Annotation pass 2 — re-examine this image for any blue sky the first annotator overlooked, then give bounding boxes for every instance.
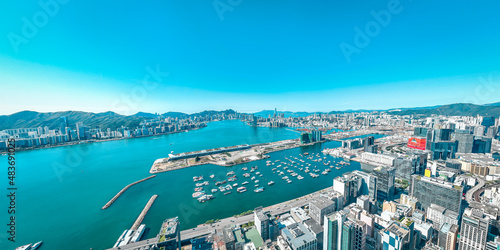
[1,0,499,115]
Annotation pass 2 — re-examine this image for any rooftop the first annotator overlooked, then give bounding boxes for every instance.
[309,196,334,210]
[282,223,317,248]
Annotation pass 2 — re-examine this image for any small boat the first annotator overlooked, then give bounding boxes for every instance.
[243,173,251,178]
[211,188,218,193]
[297,175,304,180]
[224,191,232,195]
[233,183,238,187]
[227,171,235,176]
[242,181,249,185]
[237,187,247,193]
[287,180,292,184]
[256,172,261,175]
[255,180,260,183]
[31,241,43,250]
[15,244,32,250]
[268,181,274,186]
[251,176,256,180]
[209,174,215,179]
[194,187,203,192]
[254,187,264,193]
[242,167,248,171]
[192,191,205,198]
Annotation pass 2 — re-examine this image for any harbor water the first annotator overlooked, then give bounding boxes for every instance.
[0,120,382,250]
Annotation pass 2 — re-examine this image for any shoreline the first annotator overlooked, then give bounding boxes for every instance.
[0,127,205,154]
[149,139,328,174]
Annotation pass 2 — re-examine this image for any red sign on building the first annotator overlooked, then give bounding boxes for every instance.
[407,137,426,150]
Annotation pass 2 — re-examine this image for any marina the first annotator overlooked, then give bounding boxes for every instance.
[2,120,381,250]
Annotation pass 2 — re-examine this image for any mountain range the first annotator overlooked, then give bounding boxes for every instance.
[1,102,499,131]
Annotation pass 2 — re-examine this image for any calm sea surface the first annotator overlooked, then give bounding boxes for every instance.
[0,120,382,250]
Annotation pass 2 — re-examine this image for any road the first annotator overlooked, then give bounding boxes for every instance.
[179,187,331,241]
[466,176,485,202]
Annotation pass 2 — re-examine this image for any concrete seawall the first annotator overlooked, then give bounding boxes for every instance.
[102,175,156,210]
[131,195,158,231]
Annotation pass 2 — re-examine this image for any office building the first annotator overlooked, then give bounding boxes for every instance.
[281,222,318,250]
[458,208,490,250]
[437,223,458,250]
[255,207,270,241]
[353,170,377,201]
[323,211,346,250]
[373,166,395,202]
[410,175,463,214]
[455,132,474,153]
[382,222,414,250]
[341,219,366,250]
[333,174,360,206]
[309,197,336,225]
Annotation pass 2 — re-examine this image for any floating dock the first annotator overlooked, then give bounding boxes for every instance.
[131,195,158,231]
[102,175,156,210]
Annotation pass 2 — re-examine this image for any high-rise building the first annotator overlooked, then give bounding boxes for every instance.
[394,155,421,181]
[458,208,490,250]
[472,137,492,153]
[410,175,463,214]
[281,222,318,250]
[382,221,414,250]
[60,116,68,135]
[333,174,360,206]
[156,217,181,250]
[455,132,474,153]
[254,206,270,241]
[341,219,366,250]
[372,166,395,202]
[323,211,346,250]
[437,223,458,250]
[353,170,377,201]
[414,127,429,137]
[76,122,86,140]
[309,197,336,225]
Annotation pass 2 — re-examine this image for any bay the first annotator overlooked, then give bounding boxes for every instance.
[0,120,381,250]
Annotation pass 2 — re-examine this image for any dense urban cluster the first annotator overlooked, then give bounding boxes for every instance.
[105,113,500,250]
[0,112,252,152]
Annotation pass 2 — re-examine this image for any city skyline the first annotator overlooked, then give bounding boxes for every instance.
[2,1,500,115]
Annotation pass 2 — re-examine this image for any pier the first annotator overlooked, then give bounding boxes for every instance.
[131,195,158,231]
[102,175,156,210]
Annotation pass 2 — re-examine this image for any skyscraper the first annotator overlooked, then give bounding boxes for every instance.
[373,166,395,202]
[437,223,458,250]
[458,208,490,250]
[455,132,474,153]
[254,206,270,241]
[323,213,341,250]
[60,116,68,135]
